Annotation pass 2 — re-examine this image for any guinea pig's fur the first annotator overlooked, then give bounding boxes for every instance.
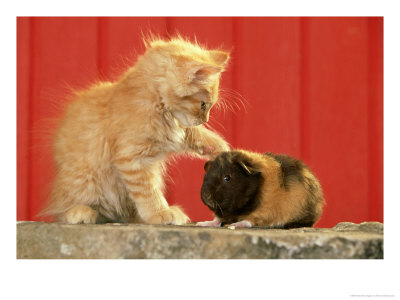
[200,150,325,228]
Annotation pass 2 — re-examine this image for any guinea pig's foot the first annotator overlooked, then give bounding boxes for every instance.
[228,220,252,228]
[196,217,221,227]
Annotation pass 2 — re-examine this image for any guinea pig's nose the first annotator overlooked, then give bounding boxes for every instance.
[201,191,213,206]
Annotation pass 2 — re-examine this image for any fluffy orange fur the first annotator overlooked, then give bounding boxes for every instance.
[42,36,231,224]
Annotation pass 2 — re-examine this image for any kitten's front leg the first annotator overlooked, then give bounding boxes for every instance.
[115,156,190,225]
[185,126,230,159]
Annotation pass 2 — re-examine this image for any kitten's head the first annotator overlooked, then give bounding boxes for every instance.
[143,37,230,127]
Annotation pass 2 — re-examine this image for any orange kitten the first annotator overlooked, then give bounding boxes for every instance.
[42,36,231,224]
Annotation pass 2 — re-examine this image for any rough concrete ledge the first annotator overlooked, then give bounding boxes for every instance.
[17,221,383,259]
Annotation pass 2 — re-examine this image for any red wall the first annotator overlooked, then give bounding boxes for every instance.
[17,17,383,227]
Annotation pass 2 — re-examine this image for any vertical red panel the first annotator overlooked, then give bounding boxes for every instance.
[97,17,168,80]
[17,17,383,225]
[302,18,370,227]
[165,17,235,221]
[367,17,383,222]
[17,18,32,220]
[233,17,302,157]
[28,17,99,220]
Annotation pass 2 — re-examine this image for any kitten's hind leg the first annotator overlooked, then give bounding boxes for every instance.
[62,205,98,224]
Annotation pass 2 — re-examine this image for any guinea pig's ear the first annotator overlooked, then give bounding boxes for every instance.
[204,160,212,172]
[238,161,260,176]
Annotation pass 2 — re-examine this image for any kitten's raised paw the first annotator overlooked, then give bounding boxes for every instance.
[196,217,221,227]
[204,143,230,159]
[147,206,190,225]
[201,146,216,155]
[62,205,98,224]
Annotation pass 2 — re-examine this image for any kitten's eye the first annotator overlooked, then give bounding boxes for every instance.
[223,175,231,182]
[201,101,207,110]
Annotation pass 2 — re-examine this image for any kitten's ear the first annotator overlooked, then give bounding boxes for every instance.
[209,50,230,67]
[187,64,223,83]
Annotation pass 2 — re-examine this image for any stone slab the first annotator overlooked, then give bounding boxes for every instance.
[17,221,383,259]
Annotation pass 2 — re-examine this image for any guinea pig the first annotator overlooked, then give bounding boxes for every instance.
[197,149,325,228]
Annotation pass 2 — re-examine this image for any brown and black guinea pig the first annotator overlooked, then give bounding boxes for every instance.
[197,149,325,228]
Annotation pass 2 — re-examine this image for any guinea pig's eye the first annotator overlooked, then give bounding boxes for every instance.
[223,175,231,182]
[201,101,207,110]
